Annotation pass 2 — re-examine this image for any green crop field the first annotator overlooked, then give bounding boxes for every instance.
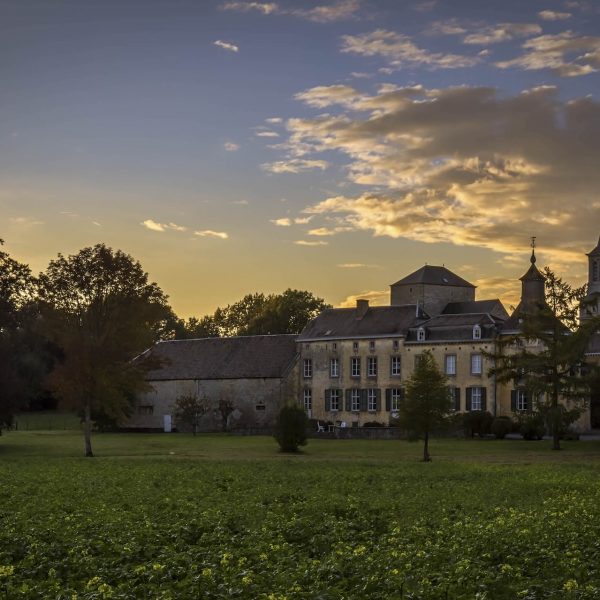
[1,432,600,599]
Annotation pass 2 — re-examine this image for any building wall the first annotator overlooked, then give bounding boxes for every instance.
[390,283,474,316]
[125,373,296,432]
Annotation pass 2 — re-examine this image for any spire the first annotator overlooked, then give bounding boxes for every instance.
[530,236,537,264]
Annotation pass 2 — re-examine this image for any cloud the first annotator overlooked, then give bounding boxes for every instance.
[341,29,480,69]
[9,216,44,226]
[337,263,380,268]
[294,216,314,224]
[496,31,600,76]
[271,217,292,226]
[224,142,240,151]
[266,117,283,123]
[261,158,329,173]
[308,226,353,235]
[295,85,362,108]
[413,0,437,12]
[220,0,360,22]
[255,131,280,137]
[194,230,229,239]
[232,199,249,205]
[474,276,521,309]
[338,289,388,307]
[275,83,600,265]
[294,240,329,246]
[214,40,239,53]
[538,10,572,21]
[462,23,542,45]
[141,219,188,232]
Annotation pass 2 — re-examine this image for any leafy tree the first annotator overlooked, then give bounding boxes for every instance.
[274,404,308,453]
[217,397,235,432]
[398,351,452,462]
[174,395,208,435]
[38,244,170,456]
[490,268,600,451]
[172,315,220,339]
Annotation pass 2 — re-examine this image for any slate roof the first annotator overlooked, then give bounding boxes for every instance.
[587,236,600,257]
[442,299,509,320]
[140,334,298,381]
[297,305,422,341]
[406,313,501,342]
[391,265,475,288]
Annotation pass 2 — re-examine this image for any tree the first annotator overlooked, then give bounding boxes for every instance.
[398,351,452,462]
[174,395,208,435]
[490,268,600,451]
[274,404,308,453]
[217,397,235,432]
[38,244,170,456]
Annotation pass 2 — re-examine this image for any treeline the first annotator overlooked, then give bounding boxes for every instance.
[0,240,329,452]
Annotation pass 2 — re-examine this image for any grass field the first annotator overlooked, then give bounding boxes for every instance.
[1,432,600,599]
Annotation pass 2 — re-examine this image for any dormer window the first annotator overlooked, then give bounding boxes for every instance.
[417,327,425,342]
[473,325,481,340]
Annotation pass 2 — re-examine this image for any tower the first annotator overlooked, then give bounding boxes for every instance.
[580,236,600,323]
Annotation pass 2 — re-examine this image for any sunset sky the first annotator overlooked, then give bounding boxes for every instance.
[2,0,600,318]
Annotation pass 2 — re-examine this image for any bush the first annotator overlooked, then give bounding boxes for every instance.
[362,421,386,428]
[463,411,493,437]
[490,417,513,440]
[274,405,308,453]
[516,412,545,440]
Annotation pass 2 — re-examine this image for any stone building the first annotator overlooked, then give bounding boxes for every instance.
[125,335,298,432]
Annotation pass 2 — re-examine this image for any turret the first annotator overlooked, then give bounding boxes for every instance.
[580,236,600,323]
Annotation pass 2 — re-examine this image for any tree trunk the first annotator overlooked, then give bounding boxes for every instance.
[423,431,431,462]
[83,400,94,457]
[552,375,561,451]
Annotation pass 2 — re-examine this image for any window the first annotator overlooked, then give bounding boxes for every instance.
[390,356,401,377]
[470,387,482,411]
[369,340,376,351]
[303,388,312,411]
[330,389,340,411]
[367,389,377,412]
[471,354,482,375]
[353,341,359,352]
[255,401,266,412]
[332,342,337,351]
[351,357,361,377]
[415,354,424,368]
[351,389,361,412]
[473,325,481,340]
[512,389,528,412]
[451,388,460,411]
[445,354,457,376]
[303,358,312,378]
[367,356,377,377]
[390,388,403,412]
[330,358,339,378]
[417,327,426,342]
[393,340,399,351]
[138,405,154,415]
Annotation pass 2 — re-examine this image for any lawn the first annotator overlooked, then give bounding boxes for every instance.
[1,432,600,599]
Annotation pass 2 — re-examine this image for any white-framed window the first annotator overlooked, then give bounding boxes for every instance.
[516,389,528,412]
[473,325,481,340]
[369,340,376,351]
[417,327,426,342]
[367,356,377,377]
[470,387,482,411]
[391,389,402,412]
[367,389,377,412]
[330,389,340,411]
[303,358,312,378]
[391,356,401,377]
[351,357,361,377]
[352,341,359,352]
[351,389,361,412]
[303,388,312,411]
[445,354,457,376]
[330,358,339,378]
[471,354,482,375]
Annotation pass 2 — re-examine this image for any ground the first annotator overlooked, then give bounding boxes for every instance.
[1,430,600,599]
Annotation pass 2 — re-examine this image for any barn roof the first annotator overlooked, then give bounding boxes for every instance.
[140,334,298,381]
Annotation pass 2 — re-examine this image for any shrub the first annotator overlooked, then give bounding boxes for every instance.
[274,404,308,453]
[463,411,493,437]
[516,412,545,440]
[362,421,386,428]
[491,417,513,440]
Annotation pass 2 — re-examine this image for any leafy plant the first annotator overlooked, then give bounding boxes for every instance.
[491,416,513,440]
[174,395,208,435]
[274,404,308,452]
[463,410,493,438]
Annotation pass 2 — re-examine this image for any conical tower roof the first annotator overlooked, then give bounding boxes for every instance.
[587,235,600,257]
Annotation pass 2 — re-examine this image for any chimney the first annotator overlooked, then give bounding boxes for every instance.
[356,299,369,319]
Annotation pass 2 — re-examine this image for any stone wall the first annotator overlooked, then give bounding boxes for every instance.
[390,283,474,316]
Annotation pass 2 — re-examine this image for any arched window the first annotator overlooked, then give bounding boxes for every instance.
[473,325,481,340]
[417,327,425,342]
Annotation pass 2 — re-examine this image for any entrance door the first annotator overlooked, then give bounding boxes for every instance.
[163,414,172,433]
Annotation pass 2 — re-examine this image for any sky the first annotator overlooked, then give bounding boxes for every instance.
[2,0,600,318]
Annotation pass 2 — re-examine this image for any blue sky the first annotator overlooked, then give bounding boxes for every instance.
[2,0,599,316]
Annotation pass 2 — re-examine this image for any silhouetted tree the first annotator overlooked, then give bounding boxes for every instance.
[174,395,208,435]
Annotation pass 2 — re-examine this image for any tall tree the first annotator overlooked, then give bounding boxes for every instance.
[491,268,600,450]
[398,351,452,462]
[38,244,170,456]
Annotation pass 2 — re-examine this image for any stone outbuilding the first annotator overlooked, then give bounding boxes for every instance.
[125,334,299,432]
